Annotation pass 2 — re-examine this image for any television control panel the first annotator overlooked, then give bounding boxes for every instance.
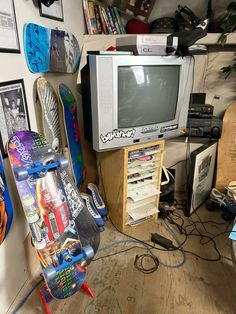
[141,125,159,134]
[160,124,178,133]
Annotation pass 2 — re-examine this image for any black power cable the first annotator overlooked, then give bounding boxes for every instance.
[93,246,147,262]
[134,253,159,274]
[109,218,179,252]
[167,207,235,262]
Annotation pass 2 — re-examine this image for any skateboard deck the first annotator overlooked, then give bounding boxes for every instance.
[0,154,13,245]
[216,103,236,191]
[24,23,80,73]
[36,77,62,154]
[8,131,100,299]
[58,83,85,189]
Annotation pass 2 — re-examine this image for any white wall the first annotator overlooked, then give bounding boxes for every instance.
[149,0,209,22]
[0,1,85,313]
[149,0,230,23]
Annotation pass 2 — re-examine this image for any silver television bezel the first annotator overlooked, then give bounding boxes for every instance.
[89,55,194,151]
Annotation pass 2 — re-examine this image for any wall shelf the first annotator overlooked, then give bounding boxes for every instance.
[197,33,236,45]
[83,33,236,46]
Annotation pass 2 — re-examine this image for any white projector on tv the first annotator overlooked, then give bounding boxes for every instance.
[116,35,178,56]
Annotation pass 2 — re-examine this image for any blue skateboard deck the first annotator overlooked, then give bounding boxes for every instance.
[24,23,80,73]
[58,84,85,188]
[0,154,13,245]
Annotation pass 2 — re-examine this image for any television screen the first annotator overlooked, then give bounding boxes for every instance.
[118,65,180,128]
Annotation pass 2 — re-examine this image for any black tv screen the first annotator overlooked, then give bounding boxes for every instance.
[118,65,180,128]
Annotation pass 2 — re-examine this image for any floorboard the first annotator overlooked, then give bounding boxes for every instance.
[17,205,236,314]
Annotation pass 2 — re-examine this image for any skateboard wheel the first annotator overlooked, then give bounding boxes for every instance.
[14,167,29,181]
[52,138,60,153]
[34,238,47,250]
[83,244,94,260]
[57,156,69,169]
[22,194,39,223]
[43,265,56,282]
[26,212,39,224]
[99,226,105,232]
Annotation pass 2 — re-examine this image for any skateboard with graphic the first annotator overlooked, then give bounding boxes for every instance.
[58,83,85,189]
[215,103,236,191]
[0,154,13,245]
[36,77,62,154]
[8,130,100,299]
[36,77,75,181]
[24,23,80,73]
[36,78,104,231]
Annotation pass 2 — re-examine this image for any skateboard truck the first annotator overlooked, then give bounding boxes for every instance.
[43,244,94,282]
[14,156,68,181]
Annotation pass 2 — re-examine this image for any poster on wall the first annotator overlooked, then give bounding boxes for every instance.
[39,0,64,21]
[186,141,218,216]
[0,79,31,157]
[0,0,20,53]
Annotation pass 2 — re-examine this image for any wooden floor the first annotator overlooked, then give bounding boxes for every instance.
[19,205,236,314]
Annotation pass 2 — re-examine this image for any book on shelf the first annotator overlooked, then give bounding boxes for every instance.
[82,0,92,34]
[88,0,99,34]
[113,6,126,34]
[105,6,117,34]
[109,6,120,34]
[94,4,102,34]
[101,6,113,34]
[97,5,108,34]
[82,0,126,35]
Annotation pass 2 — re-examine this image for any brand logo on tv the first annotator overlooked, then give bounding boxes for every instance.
[100,129,136,143]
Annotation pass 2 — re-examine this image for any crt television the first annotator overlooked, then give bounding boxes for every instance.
[81,54,194,152]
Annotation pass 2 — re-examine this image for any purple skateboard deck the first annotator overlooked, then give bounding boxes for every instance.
[8,131,99,299]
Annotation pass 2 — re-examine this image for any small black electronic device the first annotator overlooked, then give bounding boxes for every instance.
[187,117,222,138]
[190,93,206,104]
[188,104,214,118]
[151,233,173,249]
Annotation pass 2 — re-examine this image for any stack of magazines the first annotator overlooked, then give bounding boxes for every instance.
[82,0,126,34]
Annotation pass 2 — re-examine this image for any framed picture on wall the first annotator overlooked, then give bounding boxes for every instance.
[0,0,20,53]
[186,141,218,216]
[38,0,64,21]
[0,79,30,157]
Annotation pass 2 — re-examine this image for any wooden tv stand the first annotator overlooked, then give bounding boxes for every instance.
[100,140,164,232]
